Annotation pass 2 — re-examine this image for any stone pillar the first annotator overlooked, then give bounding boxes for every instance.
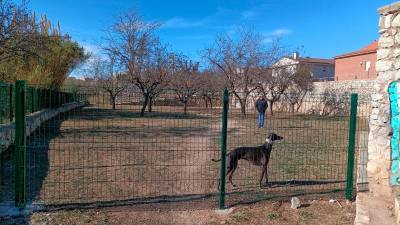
[367,2,400,198]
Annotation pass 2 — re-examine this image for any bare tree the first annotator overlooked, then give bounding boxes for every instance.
[257,66,293,115]
[320,89,350,116]
[89,55,128,109]
[198,70,225,108]
[204,28,268,116]
[0,0,36,63]
[104,11,170,116]
[170,55,200,114]
[283,64,314,112]
[204,28,285,116]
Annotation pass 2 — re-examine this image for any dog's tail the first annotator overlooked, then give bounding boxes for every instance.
[211,158,221,162]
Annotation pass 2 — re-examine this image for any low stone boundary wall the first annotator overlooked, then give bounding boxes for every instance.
[313,80,376,96]
[0,101,86,154]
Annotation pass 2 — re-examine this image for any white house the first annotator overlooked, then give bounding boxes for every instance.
[273,52,335,81]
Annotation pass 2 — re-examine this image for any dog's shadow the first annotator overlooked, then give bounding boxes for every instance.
[260,179,344,189]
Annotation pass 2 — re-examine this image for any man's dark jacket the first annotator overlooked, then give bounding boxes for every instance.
[255,99,268,113]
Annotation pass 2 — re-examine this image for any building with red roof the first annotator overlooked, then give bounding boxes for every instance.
[334,40,378,80]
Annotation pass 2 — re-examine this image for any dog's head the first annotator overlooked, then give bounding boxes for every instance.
[265,133,284,143]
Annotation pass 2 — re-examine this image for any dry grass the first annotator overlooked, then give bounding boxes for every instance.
[1,103,369,206]
[1,198,355,225]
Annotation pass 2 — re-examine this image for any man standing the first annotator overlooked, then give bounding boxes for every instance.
[255,96,268,128]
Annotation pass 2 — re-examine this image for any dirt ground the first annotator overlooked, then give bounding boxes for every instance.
[0,98,367,225]
[0,198,355,225]
[1,102,369,205]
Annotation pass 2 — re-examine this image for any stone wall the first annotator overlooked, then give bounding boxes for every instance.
[0,102,85,154]
[367,2,400,198]
[313,80,376,96]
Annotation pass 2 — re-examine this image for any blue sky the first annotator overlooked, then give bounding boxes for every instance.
[27,0,393,76]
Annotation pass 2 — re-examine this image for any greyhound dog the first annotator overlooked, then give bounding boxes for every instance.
[212,133,283,188]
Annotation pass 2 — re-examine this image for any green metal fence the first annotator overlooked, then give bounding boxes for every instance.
[0,83,85,125]
[0,83,13,124]
[0,82,370,210]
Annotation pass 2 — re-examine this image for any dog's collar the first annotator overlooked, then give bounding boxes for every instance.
[265,138,273,144]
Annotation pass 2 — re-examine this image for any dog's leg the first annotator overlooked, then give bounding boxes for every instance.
[263,165,269,186]
[228,168,237,187]
[259,168,265,188]
[226,167,237,187]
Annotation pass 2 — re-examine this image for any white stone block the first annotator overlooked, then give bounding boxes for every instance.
[379,36,395,48]
[367,162,381,173]
[291,197,301,209]
[395,60,400,70]
[396,32,400,44]
[384,14,392,28]
[371,107,380,115]
[393,14,400,27]
[394,48,400,57]
[371,93,384,101]
[376,60,393,72]
[377,48,391,60]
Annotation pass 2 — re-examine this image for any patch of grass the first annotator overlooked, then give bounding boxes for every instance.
[300,210,316,220]
[267,212,280,220]
[232,211,250,222]
[210,137,220,147]
[283,164,296,174]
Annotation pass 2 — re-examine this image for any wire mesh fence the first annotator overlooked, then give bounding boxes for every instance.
[223,92,370,205]
[0,83,371,209]
[0,83,13,124]
[22,87,222,206]
[0,83,84,124]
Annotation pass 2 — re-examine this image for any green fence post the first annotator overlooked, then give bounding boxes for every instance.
[345,93,358,201]
[219,89,229,209]
[33,88,37,112]
[9,84,13,122]
[49,90,52,108]
[38,89,42,110]
[14,80,26,208]
[31,87,34,113]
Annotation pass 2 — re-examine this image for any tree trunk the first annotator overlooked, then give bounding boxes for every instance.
[203,97,208,108]
[269,101,274,116]
[112,96,116,110]
[140,93,149,117]
[296,103,302,112]
[291,103,295,113]
[240,99,246,116]
[183,101,188,115]
[148,96,153,112]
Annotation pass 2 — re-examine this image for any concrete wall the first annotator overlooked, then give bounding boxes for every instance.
[0,102,85,154]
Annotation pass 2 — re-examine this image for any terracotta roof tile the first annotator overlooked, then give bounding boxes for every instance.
[334,40,378,59]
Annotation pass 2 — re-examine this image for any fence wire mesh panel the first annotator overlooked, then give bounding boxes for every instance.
[223,92,370,204]
[354,95,370,192]
[0,83,13,124]
[23,87,222,206]
[0,83,86,206]
[0,84,371,208]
